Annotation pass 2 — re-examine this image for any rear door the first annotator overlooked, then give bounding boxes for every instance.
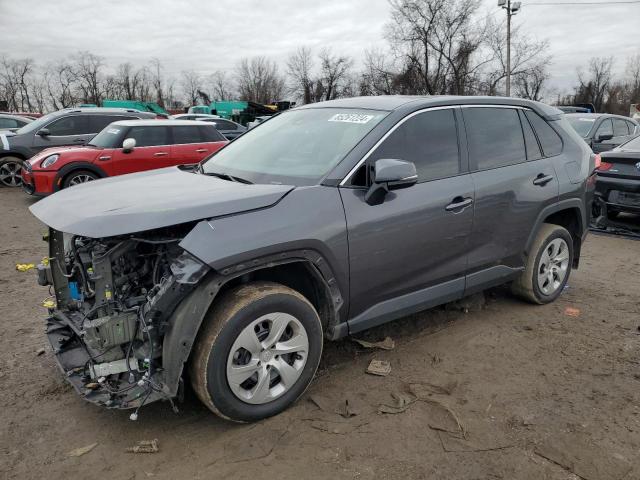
[169,125,210,164]
[340,107,474,331]
[108,125,171,175]
[32,115,93,152]
[462,106,560,291]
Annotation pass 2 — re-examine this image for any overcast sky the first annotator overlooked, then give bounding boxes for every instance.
[2,0,639,99]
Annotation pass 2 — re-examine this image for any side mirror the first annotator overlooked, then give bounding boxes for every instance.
[595,133,613,142]
[365,158,417,206]
[37,128,50,137]
[122,138,136,153]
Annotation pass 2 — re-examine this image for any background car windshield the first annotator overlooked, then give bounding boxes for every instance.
[566,116,595,137]
[202,108,387,185]
[88,125,125,147]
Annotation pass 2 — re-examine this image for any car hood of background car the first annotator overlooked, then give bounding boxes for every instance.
[30,166,294,238]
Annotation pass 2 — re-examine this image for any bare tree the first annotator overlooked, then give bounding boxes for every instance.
[72,51,104,104]
[181,70,201,105]
[43,60,78,110]
[483,19,550,96]
[287,46,315,104]
[514,64,548,101]
[386,0,486,95]
[235,56,285,104]
[360,48,401,95]
[207,71,234,101]
[318,48,353,101]
[574,57,613,111]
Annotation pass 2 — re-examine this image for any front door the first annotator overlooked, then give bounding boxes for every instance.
[32,115,94,153]
[340,107,474,333]
[108,125,172,175]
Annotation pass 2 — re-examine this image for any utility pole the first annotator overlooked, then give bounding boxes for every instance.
[498,0,521,97]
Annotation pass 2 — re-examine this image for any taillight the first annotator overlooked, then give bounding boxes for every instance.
[594,154,601,169]
[597,161,613,171]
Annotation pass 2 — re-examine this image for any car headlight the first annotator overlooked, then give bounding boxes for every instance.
[40,154,60,169]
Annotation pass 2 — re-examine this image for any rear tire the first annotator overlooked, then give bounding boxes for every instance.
[189,282,323,422]
[63,170,98,188]
[512,223,573,304]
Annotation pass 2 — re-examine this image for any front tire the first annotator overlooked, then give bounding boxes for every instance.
[63,170,98,188]
[0,156,24,187]
[189,282,323,422]
[512,223,573,304]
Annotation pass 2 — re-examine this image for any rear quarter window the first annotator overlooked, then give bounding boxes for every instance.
[172,126,204,144]
[524,110,563,157]
[199,125,226,142]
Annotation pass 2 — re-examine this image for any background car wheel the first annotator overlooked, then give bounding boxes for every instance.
[189,281,323,422]
[0,157,24,187]
[63,170,98,188]
[512,223,573,305]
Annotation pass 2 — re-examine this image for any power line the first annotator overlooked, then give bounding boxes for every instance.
[526,0,640,5]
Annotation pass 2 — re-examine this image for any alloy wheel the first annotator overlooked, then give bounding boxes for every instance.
[537,238,570,295]
[68,174,95,186]
[226,312,309,404]
[0,161,23,187]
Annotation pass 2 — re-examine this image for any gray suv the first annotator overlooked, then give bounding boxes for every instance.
[0,107,156,187]
[30,96,595,422]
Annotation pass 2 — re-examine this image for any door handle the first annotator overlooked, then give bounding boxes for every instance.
[73,138,86,143]
[532,173,554,186]
[195,148,208,153]
[445,196,473,212]
[98,156,111,161]
[154,152,169,157]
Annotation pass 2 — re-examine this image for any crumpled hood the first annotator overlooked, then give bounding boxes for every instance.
[30,166,294,238]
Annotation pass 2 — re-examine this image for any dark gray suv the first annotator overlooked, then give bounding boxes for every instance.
[0,107,156,187]
[31,96,595,422]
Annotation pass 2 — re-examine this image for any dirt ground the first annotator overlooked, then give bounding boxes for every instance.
[1,186,639,480]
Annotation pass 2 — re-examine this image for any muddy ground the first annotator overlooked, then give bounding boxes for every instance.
[0,186,639,480]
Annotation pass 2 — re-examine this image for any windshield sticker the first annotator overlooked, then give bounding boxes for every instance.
[107,128,121,134]
[0,134,8,150]
[328,113,375,124]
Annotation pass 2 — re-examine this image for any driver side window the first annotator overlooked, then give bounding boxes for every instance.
[369,109,460,183]
[595,119,613,138]
[47,116,92,136]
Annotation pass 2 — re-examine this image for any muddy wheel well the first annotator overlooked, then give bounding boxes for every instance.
[215,261,335,332]
[543,208,583,267]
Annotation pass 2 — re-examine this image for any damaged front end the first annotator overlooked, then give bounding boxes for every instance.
[40,225,209,412]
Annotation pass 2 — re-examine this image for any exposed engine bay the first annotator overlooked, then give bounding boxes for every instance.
[39,226,209,416]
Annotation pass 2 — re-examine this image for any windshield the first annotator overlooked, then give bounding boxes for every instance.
[618,135,640,151]
[565,116,596,138]
[201,108,387,185]
[89,125,125,148]
[15,112,59,135]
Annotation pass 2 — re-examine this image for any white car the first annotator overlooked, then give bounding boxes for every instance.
[171,113,220,121]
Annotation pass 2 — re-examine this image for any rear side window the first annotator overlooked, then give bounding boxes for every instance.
[370,108,460,182]
[464,107,526,170]
[627,121,638,135]
[518,110,542,161]
[125,126,169,147]
[0,118,19,129]
[199,125,226,142]
[46,115,92,136]
[613,118,629,137]
[524,110,563,156]
[172,126,203,144]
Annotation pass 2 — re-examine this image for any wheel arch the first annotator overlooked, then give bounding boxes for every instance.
[526,200,585,268]
[160,251,344,397]
[53,162,107,191]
